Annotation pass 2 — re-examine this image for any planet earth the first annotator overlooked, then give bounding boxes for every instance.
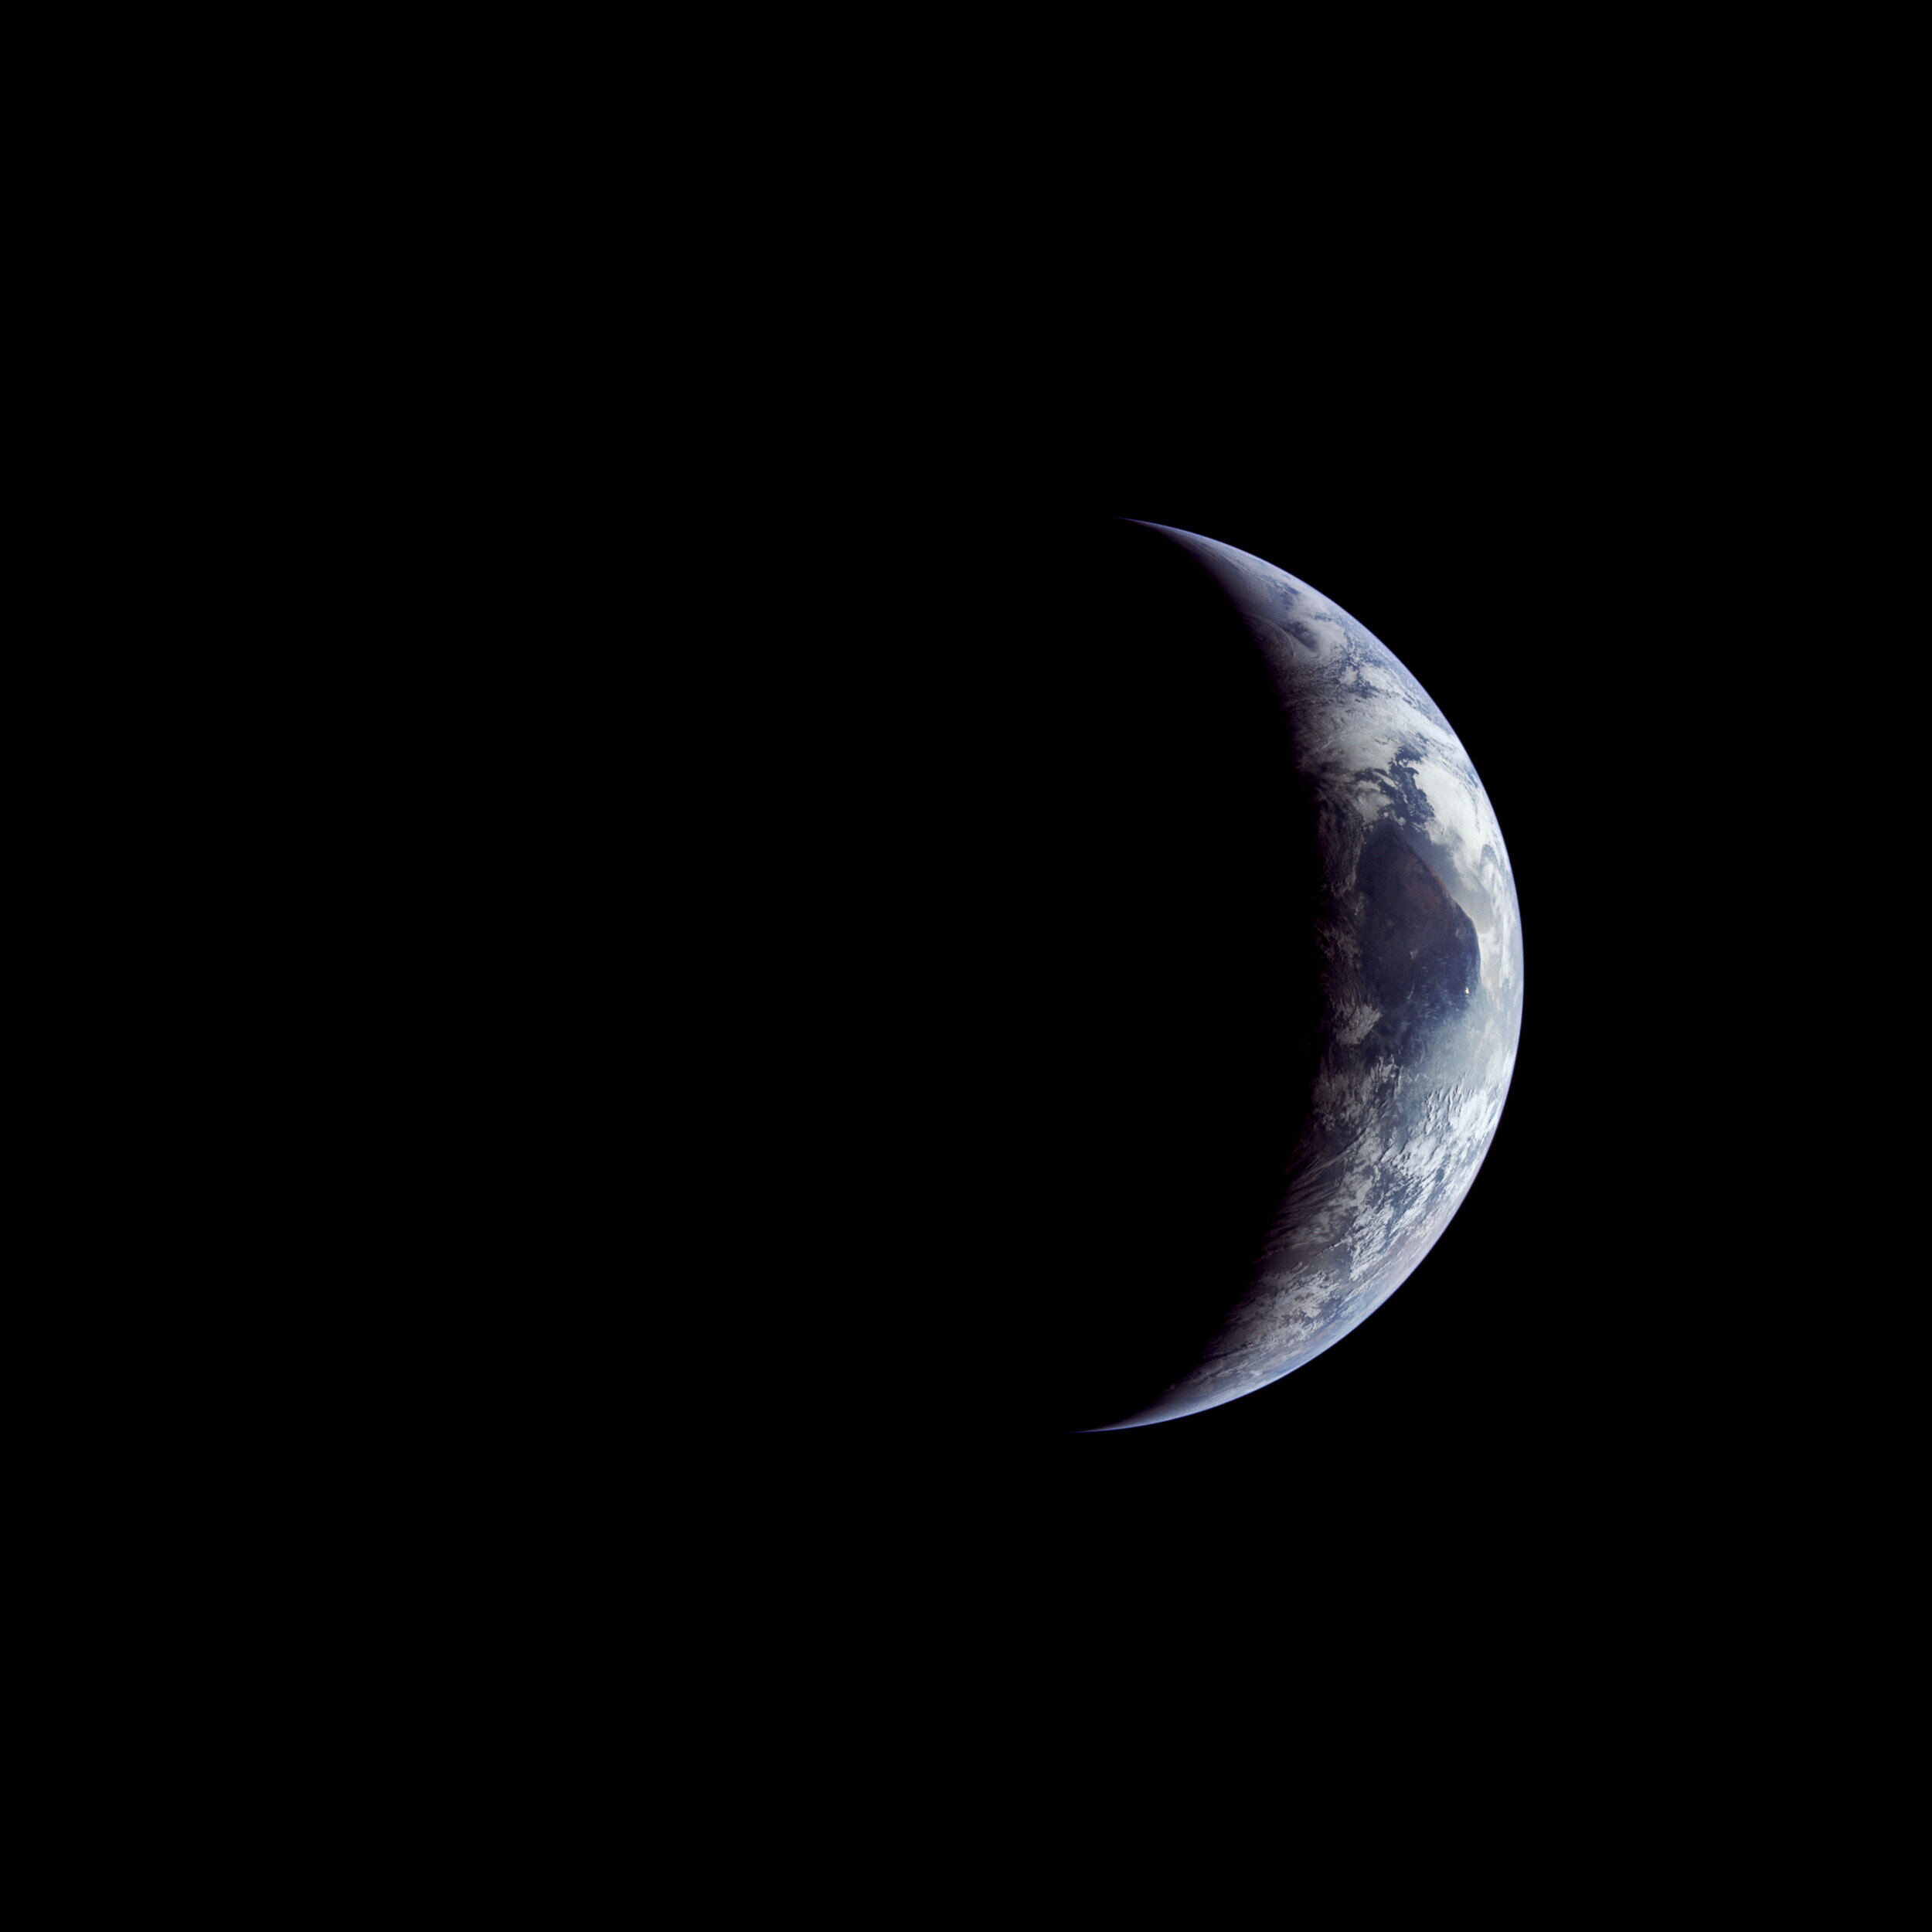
[1078,524,1526,1428]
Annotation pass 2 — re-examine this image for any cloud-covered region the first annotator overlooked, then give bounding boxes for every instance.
[1114,526,1526,1427]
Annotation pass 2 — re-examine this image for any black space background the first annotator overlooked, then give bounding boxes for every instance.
[276,120,1906,1773]
[430,124,1909,1774]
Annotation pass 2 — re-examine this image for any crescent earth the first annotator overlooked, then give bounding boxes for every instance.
[1098,526,1526,1428]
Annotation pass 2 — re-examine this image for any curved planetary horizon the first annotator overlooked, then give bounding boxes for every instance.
[1088,523,1526,1429]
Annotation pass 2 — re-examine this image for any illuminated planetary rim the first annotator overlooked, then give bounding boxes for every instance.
[1093,525,1525,1429]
